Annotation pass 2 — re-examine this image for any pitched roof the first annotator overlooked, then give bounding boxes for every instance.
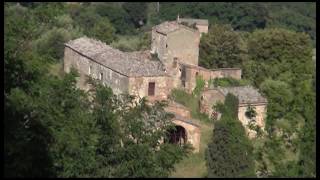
[216,86,267,104]
[153,21,197,35]
[178,18,209,26]
[65,37,167,77]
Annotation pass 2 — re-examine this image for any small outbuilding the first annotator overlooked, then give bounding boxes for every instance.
[200,86,267,138]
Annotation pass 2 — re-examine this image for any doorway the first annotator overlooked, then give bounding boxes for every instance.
[166,125,187,146]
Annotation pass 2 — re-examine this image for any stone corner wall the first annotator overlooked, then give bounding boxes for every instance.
[196,24,208,34]
[199,89,225,117]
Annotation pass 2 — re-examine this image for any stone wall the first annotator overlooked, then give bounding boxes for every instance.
[165,102,191,118]
[128,76,170,101]
[167,28,200,66]
[200,89,225,116]
[217,68,242,79]
[172,119,200,153]
[196,24,208,35]
[64,47,129,94]
[151,30,167,62]
[182,65,242,93]
[238,104,267,138]
[152,27,200,72]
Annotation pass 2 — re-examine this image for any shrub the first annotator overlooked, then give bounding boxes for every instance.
[170,89,210,122]
[33,27,81,61]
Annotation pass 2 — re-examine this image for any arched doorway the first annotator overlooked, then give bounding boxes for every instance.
[166,125,187,146]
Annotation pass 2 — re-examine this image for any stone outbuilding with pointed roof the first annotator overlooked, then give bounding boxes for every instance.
[200,86,267,138]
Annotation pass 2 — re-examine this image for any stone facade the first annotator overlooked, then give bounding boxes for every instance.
[64,46,130,94]
[151,21,200,69]
[178,63,242,93]
[64,37,167,96]
[238,103,267,138]
[128,76,170,101]
[195,24,209,35]
[200,89,225,117]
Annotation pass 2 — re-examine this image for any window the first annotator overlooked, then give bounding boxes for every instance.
[100,72,103,81]
[196,72,199,76]
[148,82,155,96]
[89,65,92,75]
[166,44,168,48]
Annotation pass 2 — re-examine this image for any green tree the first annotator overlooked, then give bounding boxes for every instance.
[199,24,247,69]
[33,27,81,61]
[123,2,148,28]
[259,79,293,130]
[94,3,136,35]
[88,18,116,44]
[243,28,313,87]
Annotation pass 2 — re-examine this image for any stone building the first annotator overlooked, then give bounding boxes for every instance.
[64,37,169,100]
[151,20,242,93]
[63,18,267,152]
[200,86,267,138]
[64,37,201,152]
[151,21,200,67]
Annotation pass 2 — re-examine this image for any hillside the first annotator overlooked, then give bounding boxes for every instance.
[4,2,316,178]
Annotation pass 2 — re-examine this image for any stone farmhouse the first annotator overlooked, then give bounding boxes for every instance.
[63,17,267,152]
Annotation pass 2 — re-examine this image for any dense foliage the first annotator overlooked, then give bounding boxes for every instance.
[199,24,247,68]
[206,94,255,177]
[244,29,315,177]
[155,2,315,45]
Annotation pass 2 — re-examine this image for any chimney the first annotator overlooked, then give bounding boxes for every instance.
[177,14,180,22]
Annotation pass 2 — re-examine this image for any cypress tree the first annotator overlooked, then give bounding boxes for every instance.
[206,93,255,177]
